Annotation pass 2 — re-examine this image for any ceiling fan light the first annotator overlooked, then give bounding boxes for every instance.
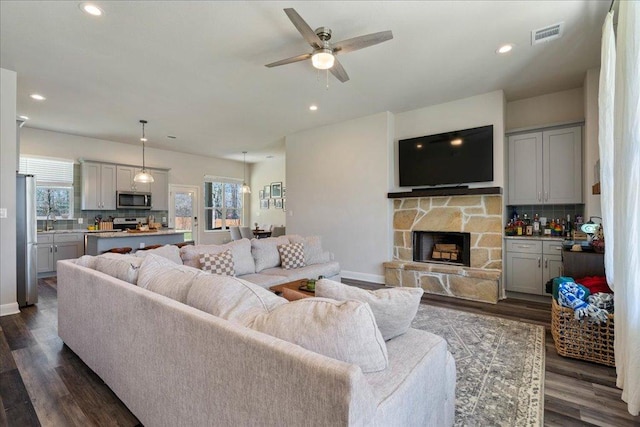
[134,170,154,183]
[312,49,335,70]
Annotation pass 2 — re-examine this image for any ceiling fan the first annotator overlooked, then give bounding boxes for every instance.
[265,8,393,83]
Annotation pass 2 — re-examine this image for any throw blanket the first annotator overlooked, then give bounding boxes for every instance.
[588,292,615,314]
[558,282,609,324]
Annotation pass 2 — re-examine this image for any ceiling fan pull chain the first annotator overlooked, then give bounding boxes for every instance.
[326,69,329,90]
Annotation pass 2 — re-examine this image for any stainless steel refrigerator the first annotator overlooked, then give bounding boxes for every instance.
[16,173,38,307]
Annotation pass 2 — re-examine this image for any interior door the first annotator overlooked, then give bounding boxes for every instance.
[169,185,199,244]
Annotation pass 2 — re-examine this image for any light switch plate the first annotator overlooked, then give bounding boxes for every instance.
[77,218,83,224]
[0,208,7,218]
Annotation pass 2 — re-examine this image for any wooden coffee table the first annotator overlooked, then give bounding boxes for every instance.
[269,279,315,301]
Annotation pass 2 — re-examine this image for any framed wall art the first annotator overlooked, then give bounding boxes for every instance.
[263,185,271,199]
[271,182,283,198]
[260,199,269,209]
[274,198,283,209]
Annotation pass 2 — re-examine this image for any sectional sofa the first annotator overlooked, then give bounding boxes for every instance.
[57,238,456,426]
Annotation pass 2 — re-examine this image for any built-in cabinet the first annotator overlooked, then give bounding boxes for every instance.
[37,233,84,274]
[82,161,169,211]
[505,238,563,295]
[508,126,582,205]
[81,162,116,210]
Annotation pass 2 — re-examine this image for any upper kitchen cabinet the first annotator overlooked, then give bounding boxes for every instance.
[508,125,582,205]
[116,165,149,193]
[149,169,168,211]
[81,162,116,210]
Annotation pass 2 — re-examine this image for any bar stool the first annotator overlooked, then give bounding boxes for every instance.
[174,241,195,248]
[136,244,163,251]
[104,247,132,255]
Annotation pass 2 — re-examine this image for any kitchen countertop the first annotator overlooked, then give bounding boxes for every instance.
[37,229,123,234]
[85,229,183,238]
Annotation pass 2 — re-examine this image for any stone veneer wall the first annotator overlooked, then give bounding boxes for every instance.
[384,194,503,304]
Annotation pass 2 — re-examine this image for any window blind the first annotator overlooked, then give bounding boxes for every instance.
[19,156,74,186]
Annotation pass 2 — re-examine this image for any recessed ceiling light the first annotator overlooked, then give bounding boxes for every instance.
[496,44,514,54]
[266,155,274,159]
[79,2,103,16]
[19,115,29,120]
[167,135,177,139]
[309,105,318,111]
[30,94,46,101]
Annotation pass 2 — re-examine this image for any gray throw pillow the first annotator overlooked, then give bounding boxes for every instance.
[315,279,424,341]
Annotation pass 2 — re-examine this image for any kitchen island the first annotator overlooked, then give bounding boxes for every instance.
[85,229,185,255]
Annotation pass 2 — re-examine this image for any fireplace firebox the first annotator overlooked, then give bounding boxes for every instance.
[413,231,471,267]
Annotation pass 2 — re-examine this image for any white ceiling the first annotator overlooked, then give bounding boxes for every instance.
[1,1,610,163]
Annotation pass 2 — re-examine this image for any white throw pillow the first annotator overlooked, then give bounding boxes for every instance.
[199,250,235,276]
[315,279,424,341]
[186,274,287,323]
[277,243,305,270]
[135,244,182,265]
[245,298,388,373]
[94,253,144,285]
[138,253,203,303]
[287,235,329,265]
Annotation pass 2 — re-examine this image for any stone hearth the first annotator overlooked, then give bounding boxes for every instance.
[384,194,503,304]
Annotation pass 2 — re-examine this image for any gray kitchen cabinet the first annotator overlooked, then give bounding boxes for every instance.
[81,162,116,210]
[149,169,168,211]
[117,165,151,193]
[37,233,84,275]
[508,126,582,205]
[505,238,564,295]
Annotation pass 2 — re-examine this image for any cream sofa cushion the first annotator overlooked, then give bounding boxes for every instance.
[245,298,388,373]
[251,236,290,272]
[186,274,287,323]
[138,253,204,303]
[287,235,331,265]
[180,239,255,275]
[316,279,424,341]
[135,244,182,265]
[93,253,143,285]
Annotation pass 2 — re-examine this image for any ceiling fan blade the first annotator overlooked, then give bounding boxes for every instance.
[333,30,393,55]
[330,58,350,83]
[283,8,323,49]
[265,53,312,68]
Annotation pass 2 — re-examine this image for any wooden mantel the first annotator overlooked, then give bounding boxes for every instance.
[387,186,502,199]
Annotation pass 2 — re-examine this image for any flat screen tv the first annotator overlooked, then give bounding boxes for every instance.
[398,125,494,187]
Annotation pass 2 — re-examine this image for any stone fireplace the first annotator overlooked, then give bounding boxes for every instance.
[384,191,503,304]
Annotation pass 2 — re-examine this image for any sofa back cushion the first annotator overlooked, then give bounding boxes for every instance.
[138,253,204,303]
[287,235,331,265]
[186,274,287,323]
[316,279,424,341]
[251,236,290,272]
[180,239,255,276]
[93,253,144,285]
[245,298,388,373]
[135,244,182,265]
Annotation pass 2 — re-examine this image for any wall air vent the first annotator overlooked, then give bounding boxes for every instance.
[531,22,564,45]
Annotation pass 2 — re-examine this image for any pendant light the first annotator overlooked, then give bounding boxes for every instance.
[242,151,251,194]
[134,119,154,183]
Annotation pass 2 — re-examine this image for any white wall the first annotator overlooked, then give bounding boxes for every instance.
[0,68,19,316]
[20,127,246,244]
[286,112,394,283]
[584,68,602,220]
[394,90,506,189]
[506,87,584,131]
[249,155,286,229]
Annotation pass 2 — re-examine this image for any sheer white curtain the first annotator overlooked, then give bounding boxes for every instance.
[599,1,640,416]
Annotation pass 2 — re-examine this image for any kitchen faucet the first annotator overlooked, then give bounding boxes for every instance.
[45,211,57,231]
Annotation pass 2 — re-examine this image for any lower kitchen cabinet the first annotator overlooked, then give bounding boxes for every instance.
[37,233,85,275]
[505,238,564,295]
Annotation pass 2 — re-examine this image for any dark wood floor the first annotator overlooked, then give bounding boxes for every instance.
[1,278,638,427]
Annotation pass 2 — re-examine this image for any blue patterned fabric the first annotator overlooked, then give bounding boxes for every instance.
[558,282,609,324]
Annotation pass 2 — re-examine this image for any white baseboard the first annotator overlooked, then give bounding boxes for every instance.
[341,270,385,285]
[0,302,20,316]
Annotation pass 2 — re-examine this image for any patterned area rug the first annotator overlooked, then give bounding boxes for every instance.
[412,305,545,426]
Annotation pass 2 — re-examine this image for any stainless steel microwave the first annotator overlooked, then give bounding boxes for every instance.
[116,191,152,209]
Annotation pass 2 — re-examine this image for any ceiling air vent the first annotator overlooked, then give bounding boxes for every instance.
[531,22,564,45]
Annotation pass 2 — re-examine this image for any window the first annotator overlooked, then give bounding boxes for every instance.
[19,156,75,218]
[204,177,243,231]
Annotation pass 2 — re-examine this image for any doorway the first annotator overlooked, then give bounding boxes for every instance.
[169,185,199,244]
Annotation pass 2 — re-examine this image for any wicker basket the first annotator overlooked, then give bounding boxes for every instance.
[551,298,615,366]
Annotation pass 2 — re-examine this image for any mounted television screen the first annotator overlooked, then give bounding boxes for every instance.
[398,125,494,187]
